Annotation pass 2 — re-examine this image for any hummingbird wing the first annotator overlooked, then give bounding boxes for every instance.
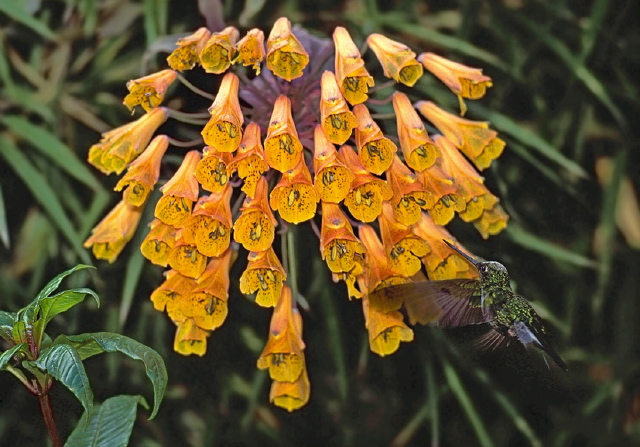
[514,320,569,371]
[372,280,493,327]
[475,328,510,351]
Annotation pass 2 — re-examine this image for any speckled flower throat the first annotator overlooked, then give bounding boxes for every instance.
[84,17,507,411]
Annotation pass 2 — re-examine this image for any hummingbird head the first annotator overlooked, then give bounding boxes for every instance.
[442,240,511,287]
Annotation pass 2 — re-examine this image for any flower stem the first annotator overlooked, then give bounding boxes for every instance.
[38,392,62,447]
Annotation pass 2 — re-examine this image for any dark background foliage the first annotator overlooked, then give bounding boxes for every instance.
[1,0,639,445]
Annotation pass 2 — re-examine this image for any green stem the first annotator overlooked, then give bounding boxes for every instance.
[37,391,62,447]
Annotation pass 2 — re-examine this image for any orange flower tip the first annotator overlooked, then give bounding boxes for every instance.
[201,73,243,152]
[418,52,493,100]
[320,71,358,145]
[199,26,240,74]
[266,17,309,81]
[234,28,266,74]
[123,69,177,112]
[84,201,143,263]
[366,33,423,87]
[174,319,210,356]
[167,27,211,71]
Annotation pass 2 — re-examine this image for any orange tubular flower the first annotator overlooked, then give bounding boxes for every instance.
[154,150,201,227]
[167,27,211,71]
[257,285,306,382]
[264,95,303,172]
[195,146,233,193]
[167,232,208,279]
[88,107,169,175]
[188,186,232,257]
[473,203,509,239]
[141,218,178,267]
[386,155,430,226]
[234,28,265,74]
[312,126,354,203]
[266,17,309,81]
[123,69,177,112]
[198,26,239,74]
[228,122,268,197]
[416,100,505,170]
[201,72,244,152]
[239,247,287,307]
[333,26,374,105]
[353,104,397,175]
[358,225,413,356]
[378,202,429,277]
[150,269,197,312]
[341,145,393,222]
[418,161,465,226]
[419,52,492,114]
[412,213,477,280]
[83,200,143,263]
[174,318,209,357]
[392,92,439,172]
[233,177,277,252]
[366,34,423,87]
[320,202,366,274]
[115,134,169,206]
[182,249,232,331]
[434,134,503,226]
[269,158,319,224]
[320,71,357,145]
[270,365,311,412]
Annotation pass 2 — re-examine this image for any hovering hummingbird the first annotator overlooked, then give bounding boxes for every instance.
[374,240,568,371]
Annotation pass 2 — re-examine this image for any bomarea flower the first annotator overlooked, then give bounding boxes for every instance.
[266,17,309,82]
[269,158,319,224]
[86,17,511,411]
[202,73,244,152]
[418,52,492,115]
[115,134,169,206]
[353,104,397,175]
[233,177,277,252]
[155,150,201,227]
[88,107,168,175]
[312,125,354,203]
[358,225,413,356]
[228,122,268,197]
[333,27,374,105]
[123,69,177,112]
[416,100,505,170]
[167,27,211,71]
[341,145,393,222]
[84,200,143,263]
[198,26,239,74]
[239,247,287,307]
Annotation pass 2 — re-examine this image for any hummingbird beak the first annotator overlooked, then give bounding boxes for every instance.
[442,239,478,266]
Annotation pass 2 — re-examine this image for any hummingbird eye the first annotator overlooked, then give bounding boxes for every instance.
[480,265,489,274]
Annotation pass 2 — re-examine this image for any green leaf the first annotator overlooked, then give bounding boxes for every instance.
[0,0,57,40]
[35,344,93,418]
[64,395,147,447]
[32,288,100,349]
[34,265,95,302]
[0,343,28,370]
[57,332,167,419]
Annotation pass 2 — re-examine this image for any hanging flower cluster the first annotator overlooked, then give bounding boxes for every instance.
[84,17,507,411]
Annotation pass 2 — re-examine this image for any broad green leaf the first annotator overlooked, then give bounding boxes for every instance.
[58,332,167,419]
[64,395,147,447]
[35,344,93,418]
[35,265,95,302]
[0,343,27,370]
[32,288,100,348]
[0,116,104,191]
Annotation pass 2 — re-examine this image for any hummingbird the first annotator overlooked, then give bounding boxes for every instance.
[373,240,568,371]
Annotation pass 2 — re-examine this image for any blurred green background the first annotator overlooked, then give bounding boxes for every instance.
[1,0,639,445]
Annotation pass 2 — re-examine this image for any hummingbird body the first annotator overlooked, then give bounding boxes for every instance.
[373,241,568,371]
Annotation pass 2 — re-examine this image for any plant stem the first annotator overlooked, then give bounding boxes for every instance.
[37,392,61,447]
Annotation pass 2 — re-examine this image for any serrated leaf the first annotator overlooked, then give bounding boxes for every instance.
[59,332,167,419]
[0,343,27,370]
[64,395,146,447]
[35,344,93,418]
